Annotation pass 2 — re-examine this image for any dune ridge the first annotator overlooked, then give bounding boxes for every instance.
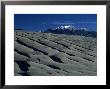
[14,30,97,76]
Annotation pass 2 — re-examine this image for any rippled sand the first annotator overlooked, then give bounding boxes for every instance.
[14,30,97,76]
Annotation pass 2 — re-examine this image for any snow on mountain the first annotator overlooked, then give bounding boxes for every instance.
[44,25,96,38]
[56,25,76,30]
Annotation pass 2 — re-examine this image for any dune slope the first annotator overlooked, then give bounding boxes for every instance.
[14,31,97,76]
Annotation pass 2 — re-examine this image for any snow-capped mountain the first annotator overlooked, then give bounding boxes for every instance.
[56,25,76,31]
[44,25,97,38]
[78,28,88,31]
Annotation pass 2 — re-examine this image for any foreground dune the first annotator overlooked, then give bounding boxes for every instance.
[14,30,97,76]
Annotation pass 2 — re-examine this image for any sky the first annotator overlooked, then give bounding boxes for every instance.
[14,14,97,32]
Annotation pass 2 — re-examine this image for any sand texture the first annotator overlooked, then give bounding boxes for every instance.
[14,30,97,76]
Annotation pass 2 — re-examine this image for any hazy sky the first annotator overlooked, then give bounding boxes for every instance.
[14,14,97,32]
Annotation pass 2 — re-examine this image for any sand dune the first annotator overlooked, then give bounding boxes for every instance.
[14,30,97,76]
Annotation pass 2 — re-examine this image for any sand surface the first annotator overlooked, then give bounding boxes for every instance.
[14,30,97,76]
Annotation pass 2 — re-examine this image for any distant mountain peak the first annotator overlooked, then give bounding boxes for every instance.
[44,25,97,38]
[56,25,76,30]
[78,28,88,31]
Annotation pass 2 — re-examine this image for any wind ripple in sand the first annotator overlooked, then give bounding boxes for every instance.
[14,31,97,76]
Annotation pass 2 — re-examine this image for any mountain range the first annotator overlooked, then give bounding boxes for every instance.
[44,25,97,38]
[15,25,97,38]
